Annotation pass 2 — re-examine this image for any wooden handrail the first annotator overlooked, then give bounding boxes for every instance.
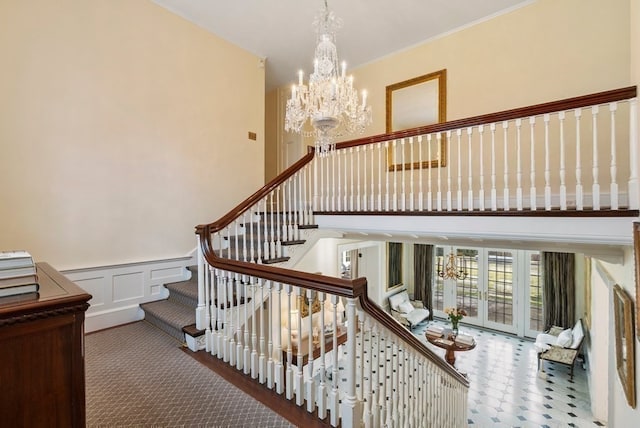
[337,85,637,150]
[195,148,315,235]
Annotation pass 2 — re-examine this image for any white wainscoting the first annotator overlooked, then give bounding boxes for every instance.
[63,255,195,333]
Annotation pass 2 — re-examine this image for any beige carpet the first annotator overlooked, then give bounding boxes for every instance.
[85,321,294,428]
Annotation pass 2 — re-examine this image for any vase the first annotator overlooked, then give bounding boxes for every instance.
[451,320,459,337]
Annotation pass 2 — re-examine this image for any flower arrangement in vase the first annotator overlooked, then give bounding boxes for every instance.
[444,307,467,336]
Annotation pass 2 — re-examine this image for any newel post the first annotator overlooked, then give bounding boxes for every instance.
[196,235,206,330]
[628,98,639,209]
[340,297,363,427]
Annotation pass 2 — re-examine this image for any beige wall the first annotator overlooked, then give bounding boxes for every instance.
[0,0,265,270]
[350,0,630,137]
[265,89,279,182]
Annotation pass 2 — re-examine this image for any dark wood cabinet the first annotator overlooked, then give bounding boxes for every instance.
[0,263,91,427]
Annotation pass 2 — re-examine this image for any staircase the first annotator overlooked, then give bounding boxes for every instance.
[140,265,198,343]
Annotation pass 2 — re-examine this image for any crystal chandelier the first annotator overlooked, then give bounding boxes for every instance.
[285,0,372,155]
[438,252,468,280]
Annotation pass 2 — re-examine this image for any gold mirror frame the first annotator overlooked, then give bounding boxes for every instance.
[634,222,640,341]
[614,284,636,408]
[385,69,447,170]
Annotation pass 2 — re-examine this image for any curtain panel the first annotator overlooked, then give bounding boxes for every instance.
[414,244,434,319]
[542,252,576,329]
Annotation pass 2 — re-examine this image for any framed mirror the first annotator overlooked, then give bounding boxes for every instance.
[385,69,447,170]
[387,242,403,290]
[613,284,636,408]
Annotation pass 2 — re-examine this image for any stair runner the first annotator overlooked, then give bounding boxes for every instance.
[141,215,316,343]
[140,266,198,343]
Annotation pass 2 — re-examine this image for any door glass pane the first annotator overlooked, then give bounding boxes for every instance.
[433,247,444,311]
[529,253,544,331]
[456,249,479,318]
[487,251,514,325]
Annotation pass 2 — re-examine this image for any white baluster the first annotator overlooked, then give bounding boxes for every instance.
[609,102,619,209]
[266,281,274,389]
[629,98,639,209]
[418,135,424,211]
[305,290,316,412]
[329,295,340,427]
[292,287,303,405]
[317,292,328,419]
[490,123,497,210]
[575,109,584,210]
[377,143,383,211]
[467,128,474,210]
[516,119,523,211]
[385,141,390,211]
[330,150,336,211]
[558,111,567,209]
[393,139,399,211]
[543,113,552,210]
[359,146,364,211]
[478,125,485,211]
[242,275,251,374]
[299,169,306,227]
[436,133,443,211]
[446,131,452,211]
[592,105,601,209]
[284,284,293,399]
[250,277,258,378]
[343,149,349,211]
[235,275,243,371]
[204,264,212,353]
[409,137,415,211]
[427,134,433,211]
[313,153,319,211]
[502,121,510,211]
[370,144,375,210]
[258,279,267,383]
[350,147,355,211]
[370,324,380,427]
[351,146,366,211]
[528,117,536,210]
[401,138,407,211]
[456,130,463,211]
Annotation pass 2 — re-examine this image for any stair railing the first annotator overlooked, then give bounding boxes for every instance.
[195,85,638,427]
[195,251,470,427]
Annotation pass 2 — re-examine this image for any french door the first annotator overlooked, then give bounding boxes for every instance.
[432,246,543,337]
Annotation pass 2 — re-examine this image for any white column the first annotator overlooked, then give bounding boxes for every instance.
[196,235,206,330]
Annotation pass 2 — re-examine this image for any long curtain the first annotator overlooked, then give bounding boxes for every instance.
[414,244,434,319]
[542,252,575,329]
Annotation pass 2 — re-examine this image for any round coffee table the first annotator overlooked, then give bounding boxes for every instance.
[426,332,476,366]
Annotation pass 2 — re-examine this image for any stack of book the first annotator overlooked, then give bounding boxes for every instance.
[0,250,39,298]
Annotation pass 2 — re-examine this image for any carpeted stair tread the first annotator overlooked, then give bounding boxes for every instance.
[141,299,195,343]
[165,278,198,308]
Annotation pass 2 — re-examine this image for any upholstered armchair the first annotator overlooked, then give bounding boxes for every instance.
[388,290,430,330]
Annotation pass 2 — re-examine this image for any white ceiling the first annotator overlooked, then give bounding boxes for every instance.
[152,0,532,91]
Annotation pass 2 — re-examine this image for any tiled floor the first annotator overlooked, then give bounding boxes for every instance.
[413,320,605,428]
